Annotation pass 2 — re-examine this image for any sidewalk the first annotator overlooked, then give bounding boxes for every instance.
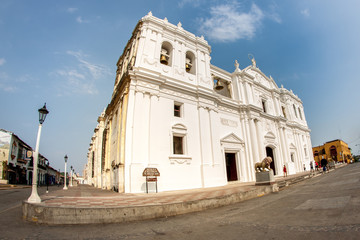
[0,184,31,190]
[22,165,347,225]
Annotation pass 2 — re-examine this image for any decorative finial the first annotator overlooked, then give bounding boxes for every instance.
[248,54,256,68]
[177,22,182,28]
[148,11,152,16]
[234,60,240,72]
[281,84,284,88]
[164,17,168,22]
[270,75,273,80]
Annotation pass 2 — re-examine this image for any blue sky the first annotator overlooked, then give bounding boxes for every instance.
[1,0,360,174]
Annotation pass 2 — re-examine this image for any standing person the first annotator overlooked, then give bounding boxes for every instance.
[283,165,287,177]
[321,157,327,173]
[310,161,314,173]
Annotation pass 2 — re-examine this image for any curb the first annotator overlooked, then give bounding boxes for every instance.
[22,185,275,225]
[0,185,31,190]
[22,164,349,225]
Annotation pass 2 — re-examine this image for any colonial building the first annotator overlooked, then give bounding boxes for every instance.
[0,128,55,185]
[86,12,314,193]
[313,139,353,164]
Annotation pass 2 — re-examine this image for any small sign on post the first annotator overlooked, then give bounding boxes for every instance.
[142,168,160,193]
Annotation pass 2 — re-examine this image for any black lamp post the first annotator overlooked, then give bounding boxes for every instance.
[27,103,49,203]
[38,103,49,124]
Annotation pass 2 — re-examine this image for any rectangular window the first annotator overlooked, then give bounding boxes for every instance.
[293,104,298,118]
[262,100,267,113]
[174,103,182,117]
[282,106,287,118]
[173,136,183,154]
[298,108,303,120]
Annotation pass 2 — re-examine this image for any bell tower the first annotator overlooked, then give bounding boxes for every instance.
[132,12,213,90]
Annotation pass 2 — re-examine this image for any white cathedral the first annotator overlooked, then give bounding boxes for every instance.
[85,12,314,193]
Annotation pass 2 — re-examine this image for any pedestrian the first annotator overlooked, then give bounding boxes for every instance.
[315,161,319,171]
[310,161,314,172]
[321,158,328,173]
[283,165,287,177]
[303,164,306,171]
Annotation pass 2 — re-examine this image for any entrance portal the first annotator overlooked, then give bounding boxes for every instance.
[266,147,276,175]
[225,153,238,181]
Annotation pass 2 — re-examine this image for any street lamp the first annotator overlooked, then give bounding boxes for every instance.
[70,165,73,187]
[63,155,68,190]
[27,103,49,203]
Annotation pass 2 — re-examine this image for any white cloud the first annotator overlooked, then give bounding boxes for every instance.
[66,51,110,79]
[67,7,78,13]
[301,9,310,18]
[16,74,33,83]
[52,69,98,95]
[0,72,16,92]
[199,3,264,42]
[76,16,89,24]
[268,2,282,24]
[51,51,111,95]
[178,0,203,8]
[0,58,6,66]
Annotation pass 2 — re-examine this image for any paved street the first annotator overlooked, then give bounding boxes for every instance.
[1,163,359,239]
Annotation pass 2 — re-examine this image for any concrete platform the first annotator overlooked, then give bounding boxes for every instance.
[22,165,347,225]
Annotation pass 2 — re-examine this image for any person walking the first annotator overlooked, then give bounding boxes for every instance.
[283,165,287,177]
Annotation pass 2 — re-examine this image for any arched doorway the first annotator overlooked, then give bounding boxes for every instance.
[330,145,337,161]
[266,147,276,175]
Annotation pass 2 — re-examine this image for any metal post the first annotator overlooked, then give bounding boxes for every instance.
[63,160,68,190]
[70,167,73,187]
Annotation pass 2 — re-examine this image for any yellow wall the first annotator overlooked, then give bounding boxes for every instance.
[312,140,353,164]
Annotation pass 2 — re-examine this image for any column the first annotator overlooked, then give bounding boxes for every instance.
[248,117,259,181]
[243,117,255,181]
[277,126,287,165]
[255,119,264,159]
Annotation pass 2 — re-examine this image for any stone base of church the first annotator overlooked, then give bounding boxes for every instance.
[255,170,275,185]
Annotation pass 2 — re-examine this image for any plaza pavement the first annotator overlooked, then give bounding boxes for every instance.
[22,164,347,225]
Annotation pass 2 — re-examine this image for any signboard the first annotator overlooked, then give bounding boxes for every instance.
[26,150,33,158]
[143,168,160,193]
[142,168,160,177]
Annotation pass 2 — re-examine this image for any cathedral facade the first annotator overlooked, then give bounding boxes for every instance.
[86,12,314,193]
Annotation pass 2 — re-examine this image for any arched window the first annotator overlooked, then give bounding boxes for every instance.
[160,42,173,66]
[185,51,195,74]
